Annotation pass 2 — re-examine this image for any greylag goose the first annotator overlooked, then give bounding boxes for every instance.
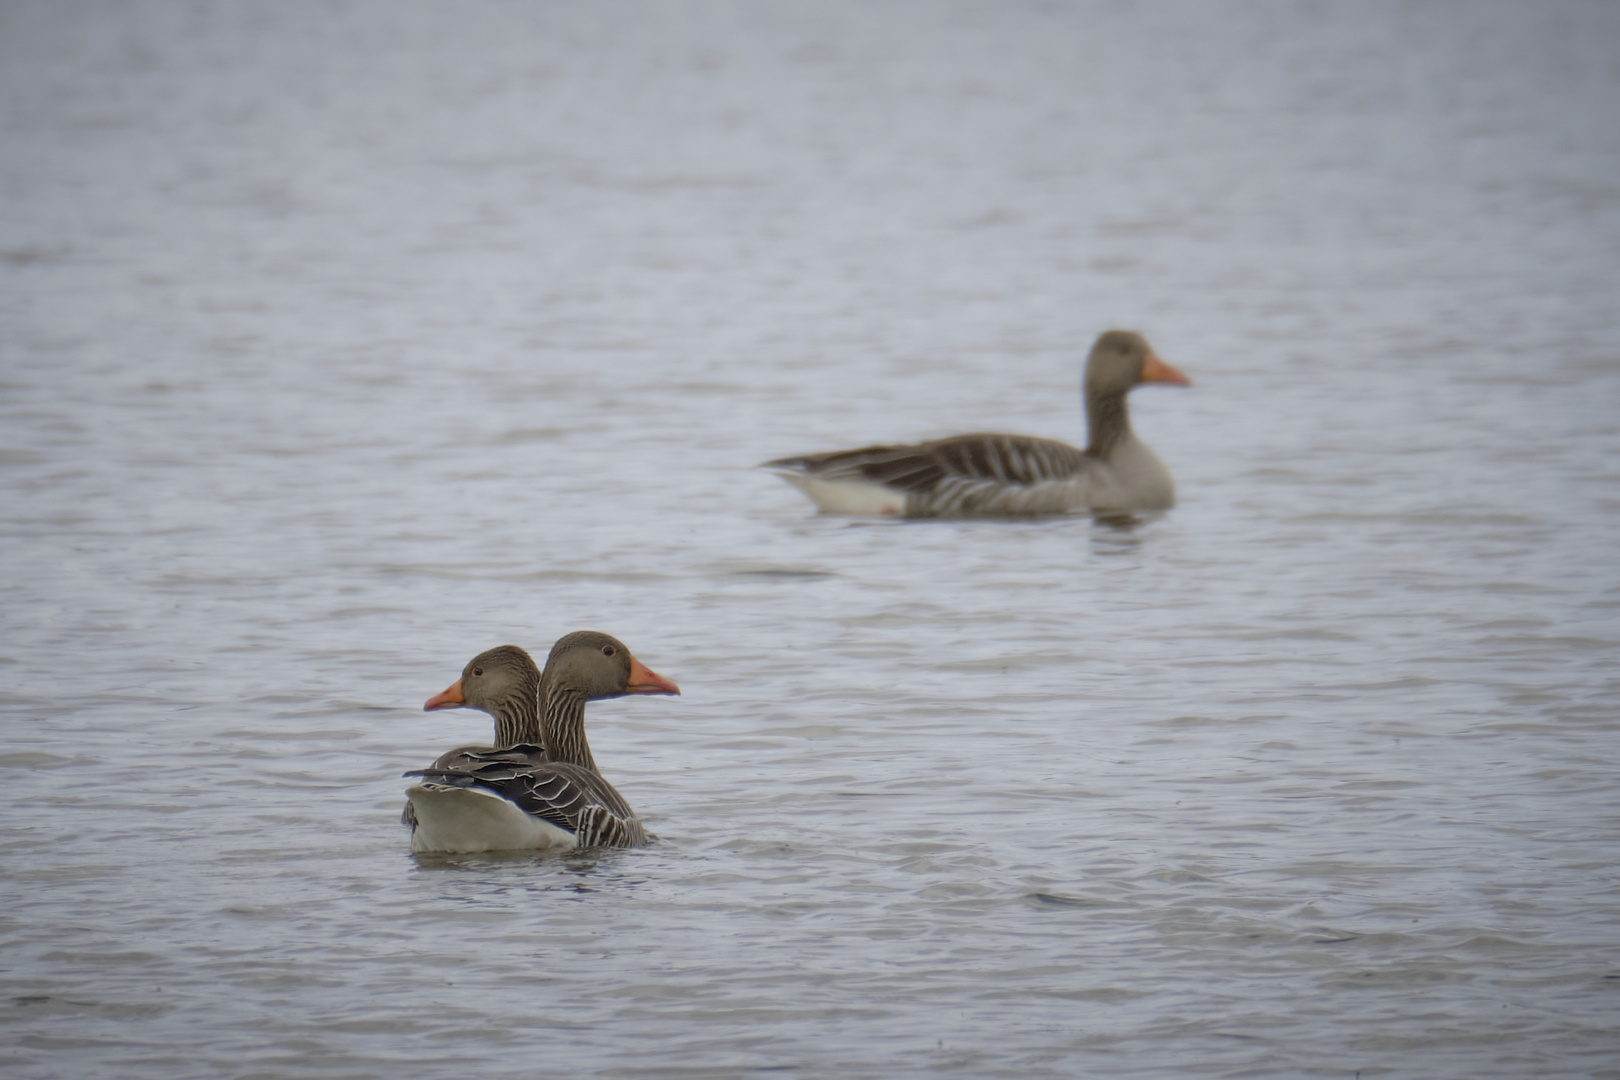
[764,330,1190,517]
[403,631,679,854]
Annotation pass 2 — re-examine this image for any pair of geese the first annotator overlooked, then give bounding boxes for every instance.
[404,330,1189,853]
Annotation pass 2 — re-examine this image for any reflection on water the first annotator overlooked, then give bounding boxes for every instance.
[2,1,1619,1078]
[1088,512,1152,556]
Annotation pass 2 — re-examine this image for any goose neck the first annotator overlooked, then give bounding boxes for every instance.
[492,681,542,749]
[541,687,599,772]
[1085,387,1132,458]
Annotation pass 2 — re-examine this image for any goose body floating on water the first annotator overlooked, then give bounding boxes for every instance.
[403,631,679,854]
[764,330,1190,517]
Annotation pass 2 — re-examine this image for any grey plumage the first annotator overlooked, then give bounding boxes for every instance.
[404,633,677,852]
[765,330,1190,517]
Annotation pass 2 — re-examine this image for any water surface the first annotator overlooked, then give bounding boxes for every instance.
[2,2,1619,1077]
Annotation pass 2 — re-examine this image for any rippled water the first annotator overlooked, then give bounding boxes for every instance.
[3,1,1619,1076]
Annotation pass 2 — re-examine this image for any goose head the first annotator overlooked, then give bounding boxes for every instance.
[423,644,539,714]
[1083,330,1190,397]
[543,630,681,700]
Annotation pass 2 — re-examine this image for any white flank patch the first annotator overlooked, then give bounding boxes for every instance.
[406,783,576,854]
[773,472,906,516]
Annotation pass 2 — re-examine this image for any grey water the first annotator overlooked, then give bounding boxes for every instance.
[3,1,1619,1077]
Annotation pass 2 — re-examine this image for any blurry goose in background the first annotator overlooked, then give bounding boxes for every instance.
[764,329,1190,517]
[403,631,679,854]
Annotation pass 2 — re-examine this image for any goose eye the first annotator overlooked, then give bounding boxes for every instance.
[601,645,616,657]
[472,668,483,677]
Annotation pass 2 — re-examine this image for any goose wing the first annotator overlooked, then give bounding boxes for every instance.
[407,750,644,846]
[421,742,549,775]
[401,743,549,827]
[768,433,1088,493]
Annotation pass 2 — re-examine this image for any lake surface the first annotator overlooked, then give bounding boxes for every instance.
[3,1,1619,1077]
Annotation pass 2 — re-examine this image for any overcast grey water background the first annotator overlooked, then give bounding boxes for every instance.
[3,2,1619,1077]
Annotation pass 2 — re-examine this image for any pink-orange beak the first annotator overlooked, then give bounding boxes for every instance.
[625,655,681,696]
[1141,353,1191,386]
[423,680,466,711]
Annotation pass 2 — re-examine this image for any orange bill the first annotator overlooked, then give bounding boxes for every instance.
[1141,353,1191,386]
[423,680,466,711]
[625,655,681,696]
